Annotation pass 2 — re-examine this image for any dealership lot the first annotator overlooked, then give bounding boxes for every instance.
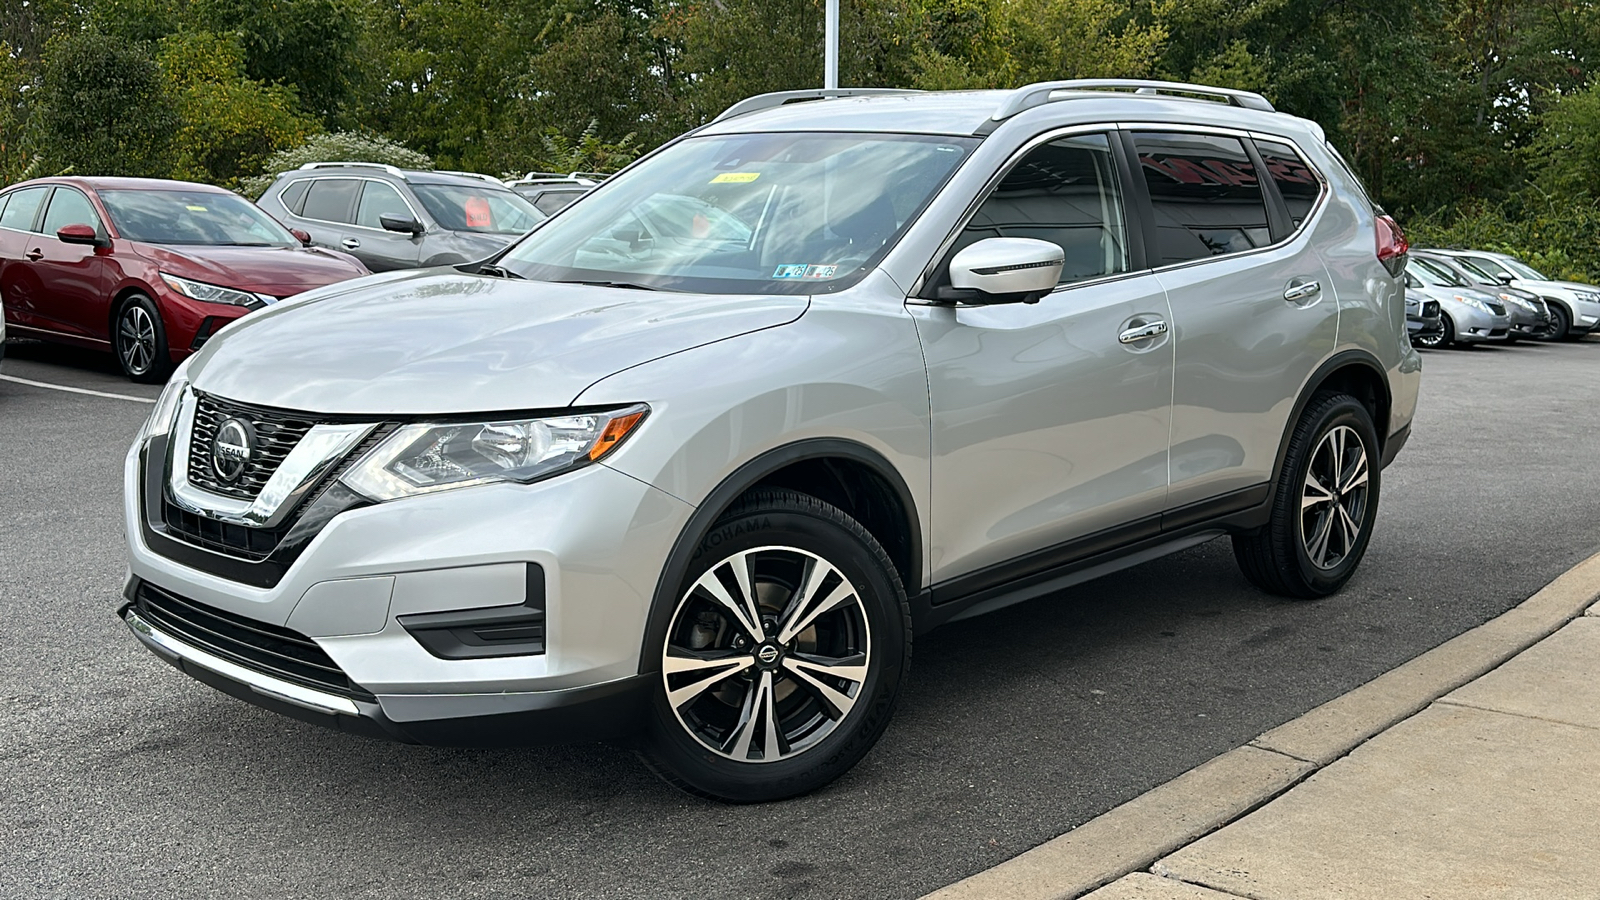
[3,337,1598,900]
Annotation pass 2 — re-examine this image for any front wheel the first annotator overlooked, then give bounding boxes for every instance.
[1540,304,1572,341]
[1233,392,1381,598]
[1413,314,1451,349]
[114,294,172,383]
[640,489,910,802]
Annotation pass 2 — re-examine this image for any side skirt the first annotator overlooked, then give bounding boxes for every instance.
[912,484,1270,633]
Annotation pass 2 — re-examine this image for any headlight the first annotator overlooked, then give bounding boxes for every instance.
[1577,290,1600,303]
[1457,295,1490,313]
[137,366,191,443]
[1497,293,1529,310]
[341,405,648,501]
[160,273,265,309]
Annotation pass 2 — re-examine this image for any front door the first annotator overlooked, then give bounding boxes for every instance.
[912,131,1175,590]
[348,180,423,271]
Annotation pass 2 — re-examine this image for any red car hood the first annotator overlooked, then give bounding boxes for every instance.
[133,243,369,298]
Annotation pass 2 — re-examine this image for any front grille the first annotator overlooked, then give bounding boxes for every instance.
[187,394,318,501]
[1485,300,1506,315]
[1422,300,1439,317]
[133,581,373,700]
[162,424,392,561]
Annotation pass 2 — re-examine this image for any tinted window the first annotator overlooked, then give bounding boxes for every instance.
[355,181,413,229]
[1256,140,1323,229]
[533,189,584,215]
[301,178,360,223]
[1411,258,1465,286]
[278,180,310,214]
[957,132,1128,285]
[41,188,101,235]
[0,187,49,231]
[1134,132,1272,265]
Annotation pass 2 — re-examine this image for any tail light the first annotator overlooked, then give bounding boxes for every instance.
[1375,214,1408,277]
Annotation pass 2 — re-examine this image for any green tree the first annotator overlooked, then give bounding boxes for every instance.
[190,0,363,122]
[30,31,179,178]
[1526,80,1600,199]
[159,31,320,188]
[0,44,33,184]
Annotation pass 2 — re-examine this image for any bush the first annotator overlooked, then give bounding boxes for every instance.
[1404,193,1600,284]
[238,131,433,196]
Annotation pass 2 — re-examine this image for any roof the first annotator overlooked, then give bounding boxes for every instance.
[3,176,231,193]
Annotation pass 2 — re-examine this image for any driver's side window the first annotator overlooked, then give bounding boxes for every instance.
[955,132,1130,286]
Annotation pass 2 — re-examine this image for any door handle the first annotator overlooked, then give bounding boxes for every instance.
[1283,280,1321,303]
[341,238,361,250]
[25,248,43,261]
[1118,320,1168,344]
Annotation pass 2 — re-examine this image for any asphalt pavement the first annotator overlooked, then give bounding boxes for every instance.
[2,335,1598,900]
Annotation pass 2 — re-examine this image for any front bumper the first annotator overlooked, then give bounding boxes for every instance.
[124,433,692,742]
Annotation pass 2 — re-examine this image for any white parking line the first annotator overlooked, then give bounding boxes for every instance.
[0,374,156,404]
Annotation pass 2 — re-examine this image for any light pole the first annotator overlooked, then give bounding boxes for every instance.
[824,0,839,89]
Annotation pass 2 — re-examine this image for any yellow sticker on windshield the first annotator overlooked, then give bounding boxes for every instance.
[710,172,760,184]
[185,205,208,212]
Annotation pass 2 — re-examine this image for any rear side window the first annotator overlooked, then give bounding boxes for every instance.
[301,178,360,223]
[533,189,583,215]
[1133,132,1271,266]
[956,132,1130,286]
[1255,140,1324,229]
[277,180,311,215]
[355,181,413,229]
[41,188,101,235]
[0,187,49,232]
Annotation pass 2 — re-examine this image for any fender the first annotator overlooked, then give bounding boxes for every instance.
[1267,347,1392,495]
[634,438,922,675]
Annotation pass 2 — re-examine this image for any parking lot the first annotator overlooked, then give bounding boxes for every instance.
[2,335,1598,900]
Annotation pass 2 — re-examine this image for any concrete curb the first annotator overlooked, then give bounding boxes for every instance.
[921,549,1600,900]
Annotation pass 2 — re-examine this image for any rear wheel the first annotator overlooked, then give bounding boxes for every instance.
[1233,392,1380,598]
[114,294,172,383]
[640,489,910,802]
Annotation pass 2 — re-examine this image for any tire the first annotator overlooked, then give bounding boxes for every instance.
[1413,314,1451,350]
[114,293,173,383]
[1542,304,1572,342]
[1232,392,1381,599]
[640,488,911,802]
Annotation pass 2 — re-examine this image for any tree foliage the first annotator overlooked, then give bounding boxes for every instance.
[29,31,179,178]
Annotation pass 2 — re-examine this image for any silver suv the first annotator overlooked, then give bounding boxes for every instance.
[257,163,546,272]
[121,80,1421,802]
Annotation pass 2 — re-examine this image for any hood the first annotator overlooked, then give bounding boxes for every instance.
[1518,278,1600,296]
[135,243,369,298]
[188,271,809,414]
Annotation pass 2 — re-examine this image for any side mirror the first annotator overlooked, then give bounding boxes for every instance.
[290,228,313,247]
[1496,272,1514,285]
[56,223,105,247]
[942,237,1064,304]
[380,213,425,235]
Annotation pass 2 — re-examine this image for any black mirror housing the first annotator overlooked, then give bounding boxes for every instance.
[380,213,425,235]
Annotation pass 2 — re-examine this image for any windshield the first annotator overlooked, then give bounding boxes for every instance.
[1411,258,1465,287]
[1501,257,1548,281]
[498,132,978,293]
[1464,255,1514,280]
[100,189,296,246]
[1452,257,1499,284]
[410,184,545,235]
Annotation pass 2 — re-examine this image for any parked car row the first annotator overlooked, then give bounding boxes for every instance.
[0,163,603,380]
[1404,248,1600,348]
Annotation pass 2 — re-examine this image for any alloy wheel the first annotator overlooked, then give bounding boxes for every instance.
[119,305,157,375]
[1299,425,1370,570]
[662,545,872,764]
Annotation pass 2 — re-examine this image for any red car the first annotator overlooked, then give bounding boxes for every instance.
[0,177,370,382]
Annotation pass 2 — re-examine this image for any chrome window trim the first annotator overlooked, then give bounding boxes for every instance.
[166,389,375,528]
[279,176,428,235]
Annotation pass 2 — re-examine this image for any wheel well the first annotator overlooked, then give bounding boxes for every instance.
[745,457,918,592]
[1309,361,1390,446]
[107,286,150,336]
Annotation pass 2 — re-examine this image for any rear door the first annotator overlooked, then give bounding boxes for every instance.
[348,180,423,271]
[32,186,111,342]
[1128,130,1338,513]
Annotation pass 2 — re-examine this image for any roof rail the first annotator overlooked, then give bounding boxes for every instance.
[434,169,507,186]
[989,79,1275,123]
[298,161,409,179]
[520,171,569,180]
[713,88,924,123]
[568,171,610,182]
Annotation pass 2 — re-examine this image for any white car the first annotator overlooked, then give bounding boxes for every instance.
[1426,249,1600,340]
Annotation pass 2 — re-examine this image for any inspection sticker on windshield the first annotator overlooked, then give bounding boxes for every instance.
[803,265,838,279]
[711,172,760,184]
[185,205,208,212]
[772,264,808,279]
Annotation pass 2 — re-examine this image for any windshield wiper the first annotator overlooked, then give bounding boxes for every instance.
[477,264,525,279]
[553,279,662,291]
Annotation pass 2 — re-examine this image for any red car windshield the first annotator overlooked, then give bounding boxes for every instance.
[99,189,298,247]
